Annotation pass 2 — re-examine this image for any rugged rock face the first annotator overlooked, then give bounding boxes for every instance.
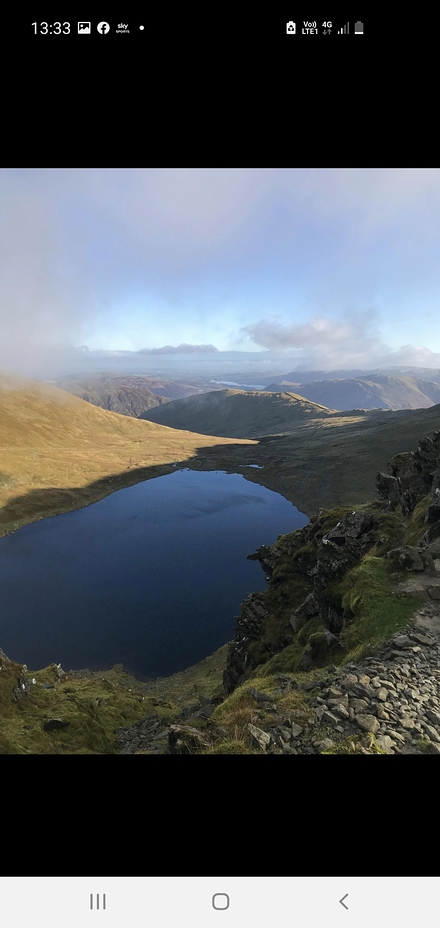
[223,593,270,695]
[223,508,381,695]
[223,428,440,697]
[376,429,440,523]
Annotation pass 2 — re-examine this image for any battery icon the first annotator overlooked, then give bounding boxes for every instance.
[354,21,364,33]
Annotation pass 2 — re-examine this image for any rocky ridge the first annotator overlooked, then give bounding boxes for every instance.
[115,611,440,754]
[222,430,440,698]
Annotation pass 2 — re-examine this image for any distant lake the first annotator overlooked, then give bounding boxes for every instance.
[210,380,266,389]
[0,470,308,679]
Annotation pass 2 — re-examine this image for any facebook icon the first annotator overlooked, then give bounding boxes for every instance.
[97,21,110,33]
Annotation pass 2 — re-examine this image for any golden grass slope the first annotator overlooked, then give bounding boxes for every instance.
[0,373,255,539]
[140,388,337,438]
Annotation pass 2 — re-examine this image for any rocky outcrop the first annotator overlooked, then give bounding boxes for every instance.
[290,592,320,632]
[386,545,436,576]
[314,510,379,634]
[223,593,270,695]
[1,648,33,702]
[376,429,440,520]
[223,507,381,694]
[223,428,440,699]
[246,543,283,577]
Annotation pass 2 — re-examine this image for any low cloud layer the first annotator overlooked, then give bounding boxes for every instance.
[2,168,440,378]
[138,344,219,355]
[241,313,440,370]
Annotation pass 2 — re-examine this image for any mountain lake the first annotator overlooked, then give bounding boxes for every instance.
[0,469,309,679]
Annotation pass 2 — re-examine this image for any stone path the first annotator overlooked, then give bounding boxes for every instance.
[116,573,440,755]
[307,608,440,754]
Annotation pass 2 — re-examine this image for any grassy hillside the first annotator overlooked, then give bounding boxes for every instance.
[0,373,254,539]
[140,388,337,437]
[227,403,440,516]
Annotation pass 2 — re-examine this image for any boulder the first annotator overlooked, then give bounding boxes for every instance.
[423,538,440,559]
[167,725,211,754]
[323,629,342,651]
[425,487,440,524]
[248,687,275,704]
[247,723,272,751]
[386,545,425,572]
[325,510,377,546]
[11,668,32,702]
[376,473,401,509]
[43,718,70,731]
[386,545,436,575]
[290,592,320,632]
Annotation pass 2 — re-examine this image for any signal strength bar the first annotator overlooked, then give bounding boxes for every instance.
[338,22,349,33]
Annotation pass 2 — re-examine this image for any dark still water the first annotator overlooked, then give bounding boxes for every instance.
[0,470,308,679]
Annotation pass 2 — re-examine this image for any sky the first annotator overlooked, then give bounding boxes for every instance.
[1,167,440,377]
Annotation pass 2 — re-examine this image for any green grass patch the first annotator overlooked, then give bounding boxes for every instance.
[338,555,423,663]
[374,511,407,557]
[205,740,256,754]
[0,657,179,754]
[250,615,326,677]
[403,496,431,546]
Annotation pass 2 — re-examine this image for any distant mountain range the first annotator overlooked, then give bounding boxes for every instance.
[258,366,440,385]
[54,372,225,417]
[262,375,440,411]
[53,369,440,424]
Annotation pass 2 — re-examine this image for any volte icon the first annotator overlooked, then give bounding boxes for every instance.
[90,894,107,910]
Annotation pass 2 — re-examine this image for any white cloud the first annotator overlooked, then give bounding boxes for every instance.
[3,168,440,376]
[241,312,440,370]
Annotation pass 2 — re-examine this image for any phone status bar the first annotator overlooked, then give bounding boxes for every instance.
[286,21,364,35]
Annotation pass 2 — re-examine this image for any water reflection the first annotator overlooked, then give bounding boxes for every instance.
[0,469,308,679]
